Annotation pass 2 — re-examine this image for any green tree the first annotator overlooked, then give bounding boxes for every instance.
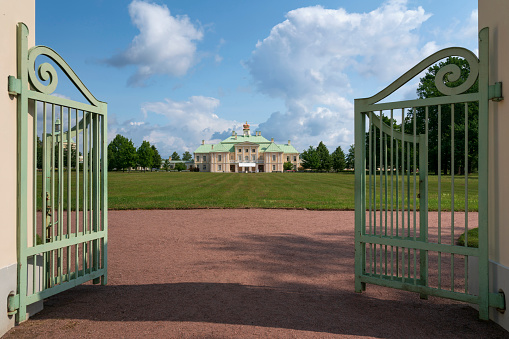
[283,161,293,171]
[107,134,137,172]
[331,146,346,172]
[162,159,170,172]
[345,144,355,169]
[316,141,331,172]
[182,151,192,161]
[301,146,319,170]
[170,151,181,161]
[151,145,162,171]
[174,162,186,171]
[137,140,154,172]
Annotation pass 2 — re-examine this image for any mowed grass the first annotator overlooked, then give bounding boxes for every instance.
[107,171,479,211]
[108,172,355,210]
[35,171,479,211]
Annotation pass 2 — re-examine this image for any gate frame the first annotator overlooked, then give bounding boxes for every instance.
[354,27,504,320]
[7,22,108,323]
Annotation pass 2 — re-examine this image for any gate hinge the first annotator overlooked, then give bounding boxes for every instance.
[489,82,503,102]
[7,294,19,316]
[490,291,506,313]
[8,75,21,95]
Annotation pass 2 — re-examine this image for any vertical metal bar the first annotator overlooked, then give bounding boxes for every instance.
[451,103,455,291]
[93,114,100,283]
[51,104,56,288]
[464,102,469,293]
[396,113,399,278]
[390,109,394,279]
[75,110,80,277]
[67,107,72,281]
[378,111,384,277]
[354,102,367,292]
[368,114,373,276]
[374,114,377,276]
[401,109,405,283]
[384,134,388,275]
[101,111,108,285]
[407,146,410,278]
[413,107,417,284]
[58,106,64,284]
[32,100,37,295]
[83,112,88,274]
[438,104,442,289]
[16,23,29,322]
[42,102,47,290]
[478,27,490,320]
[419,106,429,297]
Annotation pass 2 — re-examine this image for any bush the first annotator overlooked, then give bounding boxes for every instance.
[174,163,187,171]
[457,228,478,247]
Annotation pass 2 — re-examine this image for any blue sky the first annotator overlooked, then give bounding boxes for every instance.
[36,0,478,158]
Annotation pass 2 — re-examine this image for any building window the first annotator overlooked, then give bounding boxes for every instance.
[218,154,222,161]
[252,155,256,161]
[203,164,206,170]
[272,165,276,171]
[203,156,207,162]
[245,148,248,153]
[252,148,256,153]
[245,156,248,161]
[293,156,297,161]
[272,154,276,161]
[238,155,241,161]
[287,156,290,161]
[238,148,241,153]
[294,165,297,170]
[218,164,222,171]
[196,156,200,162]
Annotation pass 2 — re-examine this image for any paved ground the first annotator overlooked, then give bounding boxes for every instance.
[4,210,509,338]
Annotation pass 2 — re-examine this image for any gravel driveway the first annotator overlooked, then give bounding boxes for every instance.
[4,209,508,338]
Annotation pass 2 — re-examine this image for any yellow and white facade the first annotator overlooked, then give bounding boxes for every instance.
[194,123,299,172]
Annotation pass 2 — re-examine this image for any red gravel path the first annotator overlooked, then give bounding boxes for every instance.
[4,210,508,338]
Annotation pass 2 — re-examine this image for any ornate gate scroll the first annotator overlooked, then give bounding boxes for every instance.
[354,27,504,320]
[7,23,108,323]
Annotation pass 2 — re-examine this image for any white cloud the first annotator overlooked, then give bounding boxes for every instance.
[109,96,241,157]
[106,0,203,86]
[246,0,436,151]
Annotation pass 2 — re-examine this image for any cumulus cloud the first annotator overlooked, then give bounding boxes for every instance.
[106,0,203,86]
[245,0,436,152]
[108,96,241,157]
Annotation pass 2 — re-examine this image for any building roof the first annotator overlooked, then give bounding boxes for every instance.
[193,126,299,154]
[263,142,282,153]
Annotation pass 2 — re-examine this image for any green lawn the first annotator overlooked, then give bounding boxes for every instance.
[36,171,479,211]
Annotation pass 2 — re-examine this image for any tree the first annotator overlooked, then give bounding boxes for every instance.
[331,146,346,172]
[345,144,355,169]
[316,141,331,172]
[137,140,154,172]
[174,162,186,171]
[163,159,170,172]
[170,151,181,161]
[182,151,192,161]
[107,134,137,172]
[301,146,319,170]
[283,161,293,171]
[151,145,162,171]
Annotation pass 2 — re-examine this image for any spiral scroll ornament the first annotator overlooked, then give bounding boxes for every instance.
[434,50,479,96]
[26,45,101,106]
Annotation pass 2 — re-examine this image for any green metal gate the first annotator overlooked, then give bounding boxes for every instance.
[7,23,108,322]
[354,27,504,320]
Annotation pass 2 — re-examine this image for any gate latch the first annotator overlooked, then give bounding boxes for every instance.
[489,82,503,102]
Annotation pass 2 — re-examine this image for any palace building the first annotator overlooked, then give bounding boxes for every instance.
[193,122,300,172]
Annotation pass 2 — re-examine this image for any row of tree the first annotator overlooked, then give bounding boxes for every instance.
[300,142,354,172]
[108,134,162,172]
